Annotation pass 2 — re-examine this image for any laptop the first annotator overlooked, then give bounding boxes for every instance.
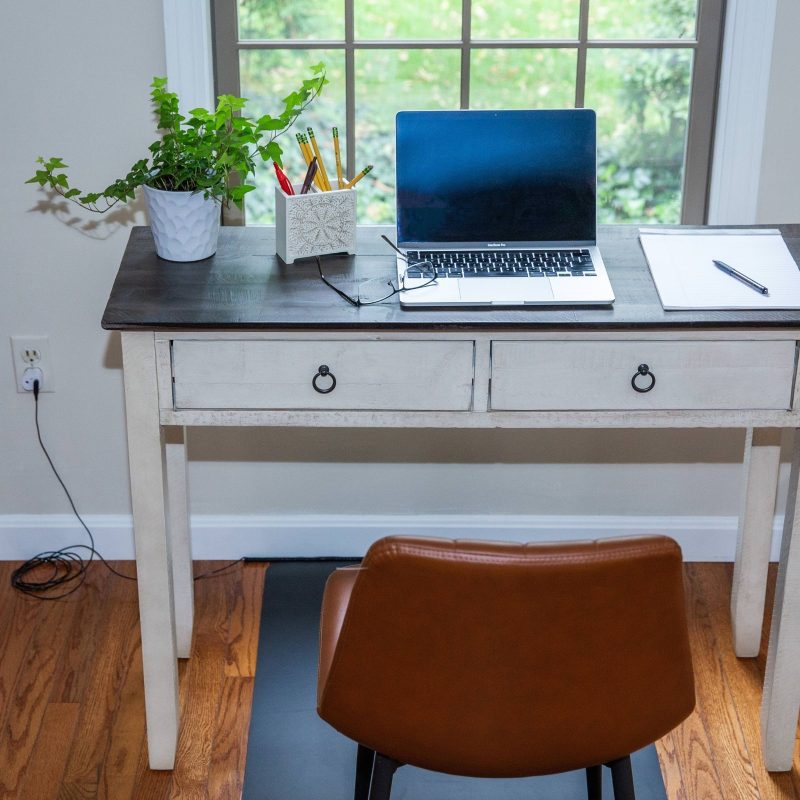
[394,109,615,306]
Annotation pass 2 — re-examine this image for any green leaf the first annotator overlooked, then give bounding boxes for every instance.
[26,169,51,186]
[257,116,286,131]
[229,184,255,201]
[265,141,282,162]
[28,64,326,212]
[281,91,302,110]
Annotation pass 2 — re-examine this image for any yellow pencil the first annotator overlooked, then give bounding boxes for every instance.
[299,133,325,191]
[332,127,344,189]
[300,133,314,165]
[345,164,373,189]
[307,127,332,191]
[296,133,311,166]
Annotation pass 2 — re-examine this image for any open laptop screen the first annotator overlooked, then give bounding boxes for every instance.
[396,109,596,247]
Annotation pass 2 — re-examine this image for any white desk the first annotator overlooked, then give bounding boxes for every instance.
[104,224,800,771]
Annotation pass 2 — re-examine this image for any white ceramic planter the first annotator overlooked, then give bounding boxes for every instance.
[143,185,221,262]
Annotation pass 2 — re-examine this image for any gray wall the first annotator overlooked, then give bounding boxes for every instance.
[1,1,165,516]
[1,1,798,552]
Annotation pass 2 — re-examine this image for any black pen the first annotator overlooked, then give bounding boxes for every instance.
[300,157,318,195]
[712,260,769,296]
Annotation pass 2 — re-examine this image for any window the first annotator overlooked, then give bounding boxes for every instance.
[212,0,724,226]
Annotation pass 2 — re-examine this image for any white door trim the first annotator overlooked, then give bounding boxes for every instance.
[707,0,779,224]
[162,0,215,115]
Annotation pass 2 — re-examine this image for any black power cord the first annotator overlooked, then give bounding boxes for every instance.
[11,379,243,599]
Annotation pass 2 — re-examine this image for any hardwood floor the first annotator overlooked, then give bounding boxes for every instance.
[658,564,800,800]
[0,560,265,800]
[0,560,797,799]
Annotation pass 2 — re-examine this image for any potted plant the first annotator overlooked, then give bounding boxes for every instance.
[27,65,327,262]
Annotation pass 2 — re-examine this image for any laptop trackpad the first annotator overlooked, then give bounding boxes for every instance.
[457,278,555,304]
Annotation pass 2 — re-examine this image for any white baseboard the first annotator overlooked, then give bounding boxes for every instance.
[0,513,784,562]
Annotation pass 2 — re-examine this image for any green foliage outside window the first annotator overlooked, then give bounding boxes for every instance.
[236,0,698,226]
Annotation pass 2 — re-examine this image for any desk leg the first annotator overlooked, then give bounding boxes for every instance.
[762,428,800,771]
[731,427,781,656]
[165,426,194,658]
[121,332,179,770]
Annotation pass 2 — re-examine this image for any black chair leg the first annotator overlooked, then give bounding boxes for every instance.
[607,755,635,800]
[354,744,375,800]
[368,753,400,800]
[586,764,602,800]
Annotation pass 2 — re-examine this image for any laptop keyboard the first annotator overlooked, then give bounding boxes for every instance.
[404,249,596,278]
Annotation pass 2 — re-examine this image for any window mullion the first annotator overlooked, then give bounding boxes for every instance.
[575,0,590,107]
[460,0,471,108]
[683,0,726,223]
[345,0,356,180]
[213,0,245,224]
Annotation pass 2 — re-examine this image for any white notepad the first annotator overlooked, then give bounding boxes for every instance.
[639,228,800,310]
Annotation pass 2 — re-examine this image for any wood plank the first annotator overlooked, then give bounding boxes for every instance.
[60,572,142,799]
[97,632,146,800]
[207,677,254,800]
[679,565,760,798]
[0,590,49,721]
[657,709,730,800]
[17,703,79,800]
[655,566,738,799]
[49,565,114,702]
[225,564,266,678]
[0,595,73,799]
[687,564,797,798]
[167,562,230,799]
[697,564,799,798]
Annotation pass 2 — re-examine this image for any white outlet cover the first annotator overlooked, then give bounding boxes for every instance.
[10,336,55,392]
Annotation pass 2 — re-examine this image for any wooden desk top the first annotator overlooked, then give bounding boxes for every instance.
[102,224,800,331]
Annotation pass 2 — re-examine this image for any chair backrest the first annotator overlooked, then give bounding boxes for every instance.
[317,535,694,778]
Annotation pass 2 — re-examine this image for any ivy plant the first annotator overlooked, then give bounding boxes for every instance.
[27,64,327,211]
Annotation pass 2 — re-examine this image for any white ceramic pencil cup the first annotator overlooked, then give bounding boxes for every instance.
[275,185,357,264]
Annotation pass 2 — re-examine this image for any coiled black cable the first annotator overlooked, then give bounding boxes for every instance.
[11,379,242,599]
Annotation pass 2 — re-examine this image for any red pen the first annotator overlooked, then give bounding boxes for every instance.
[273,161,295,195]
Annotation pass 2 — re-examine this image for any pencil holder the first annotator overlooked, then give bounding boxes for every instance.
[275,185,357,264]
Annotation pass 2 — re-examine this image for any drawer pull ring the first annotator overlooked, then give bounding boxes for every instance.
[631,363,656,393]
[312,364,336,394]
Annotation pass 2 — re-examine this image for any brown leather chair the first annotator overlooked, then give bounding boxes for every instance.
[317,535,695,800]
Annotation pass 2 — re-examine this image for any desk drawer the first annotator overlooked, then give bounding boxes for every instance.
[172,340,474,410]
[490,340,797,411]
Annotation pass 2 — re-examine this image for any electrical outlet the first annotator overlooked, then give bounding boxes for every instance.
[10,336,55,393]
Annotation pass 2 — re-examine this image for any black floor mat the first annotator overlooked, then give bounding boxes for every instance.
[243,561,667,800]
